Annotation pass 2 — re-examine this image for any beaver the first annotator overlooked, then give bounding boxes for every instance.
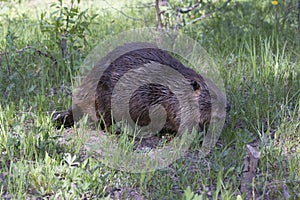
[52,42,230,134]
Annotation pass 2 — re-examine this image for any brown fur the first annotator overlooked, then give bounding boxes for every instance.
[52,43,229,133]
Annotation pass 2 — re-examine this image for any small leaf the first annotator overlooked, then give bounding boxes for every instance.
[28,85,36,93]
[184,186,194,200]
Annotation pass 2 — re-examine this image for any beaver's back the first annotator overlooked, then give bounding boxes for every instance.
[94,46,211,133]
[53,43,216,133]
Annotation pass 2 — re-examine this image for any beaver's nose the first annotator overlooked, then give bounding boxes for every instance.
[225,102,231,113]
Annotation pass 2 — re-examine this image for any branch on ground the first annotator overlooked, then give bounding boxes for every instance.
[240,144,260,199]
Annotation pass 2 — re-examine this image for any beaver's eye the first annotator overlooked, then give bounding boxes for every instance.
[191,80,200,91]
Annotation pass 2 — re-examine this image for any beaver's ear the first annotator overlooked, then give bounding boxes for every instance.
[191,80,200,91]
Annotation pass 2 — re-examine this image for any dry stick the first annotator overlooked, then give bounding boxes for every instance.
[186,0,232,25]
[155,0,163,29]
[102,0,144,21]
[178,0,203,14]
[124,2,155,27]
[174,0,203,32]
[240,144,261,200]
[0,46,57,65]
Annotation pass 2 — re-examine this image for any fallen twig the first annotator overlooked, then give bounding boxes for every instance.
[0,46,57,64]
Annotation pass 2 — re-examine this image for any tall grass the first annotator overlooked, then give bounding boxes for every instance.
[0,0,299,199]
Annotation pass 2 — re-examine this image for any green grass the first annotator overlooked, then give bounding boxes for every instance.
[0,0,299,199]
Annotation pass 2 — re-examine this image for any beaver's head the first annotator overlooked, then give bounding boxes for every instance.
[189,75,230,131]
